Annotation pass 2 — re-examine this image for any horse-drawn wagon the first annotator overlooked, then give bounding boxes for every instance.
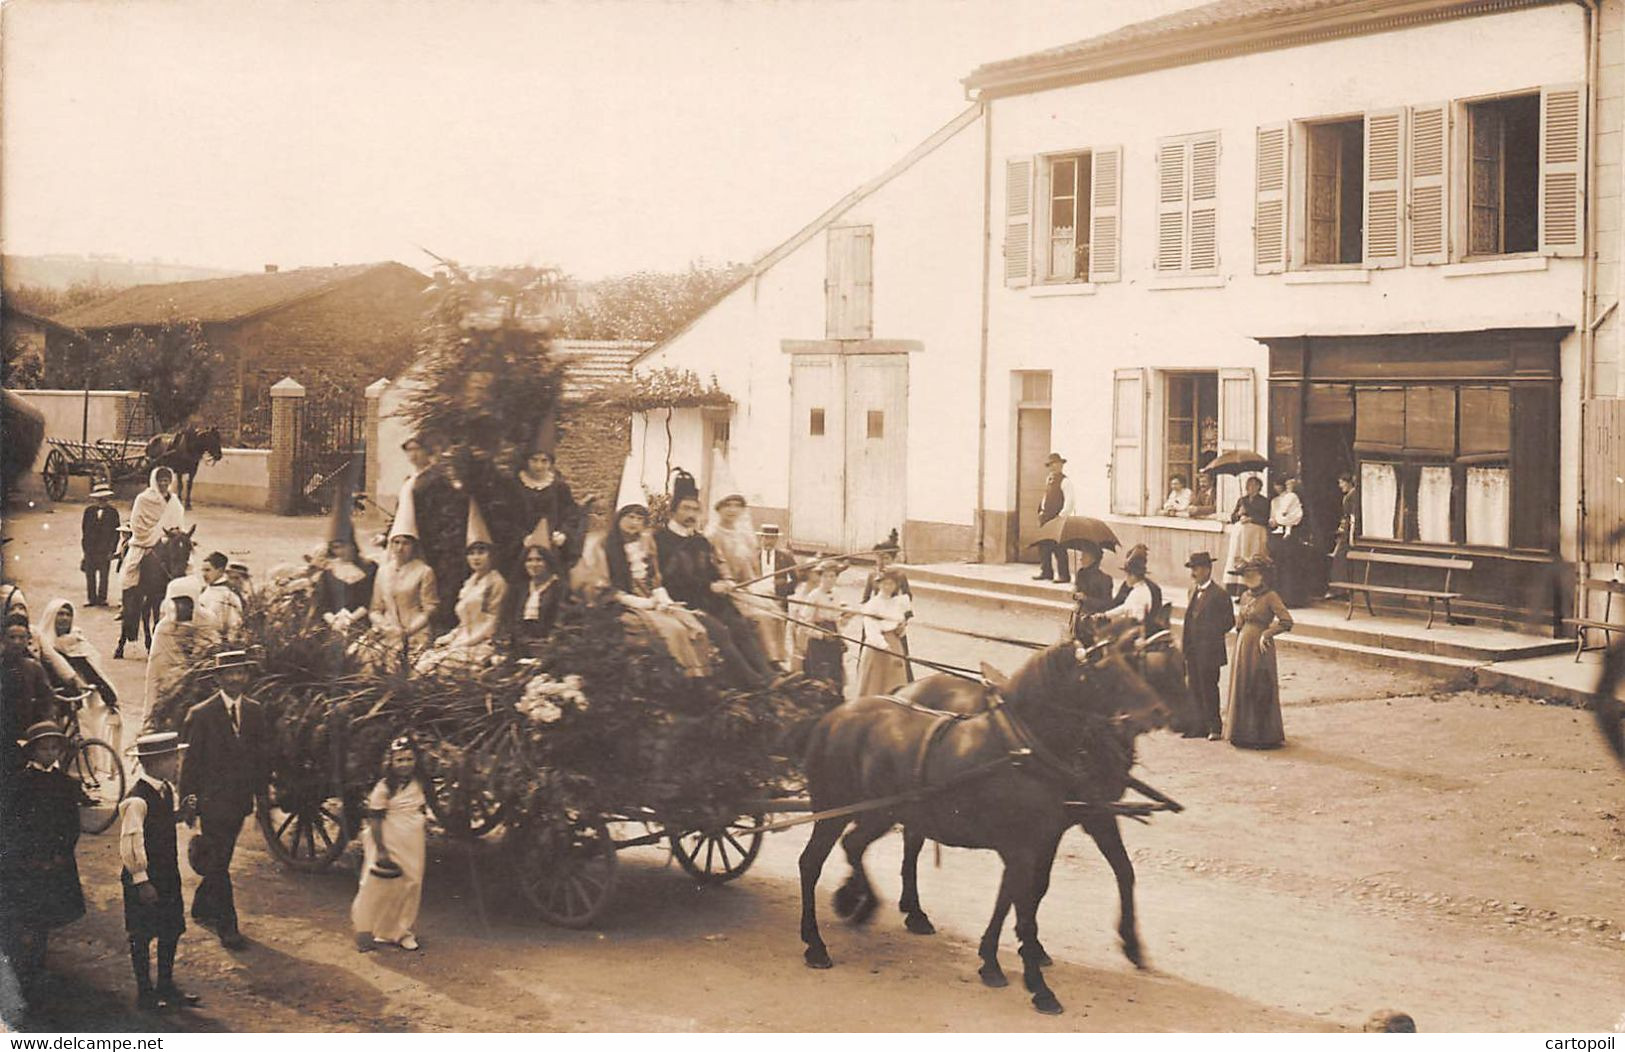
[40,437,149,501]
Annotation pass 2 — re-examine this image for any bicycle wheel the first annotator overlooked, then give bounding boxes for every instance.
[73,738,126,834]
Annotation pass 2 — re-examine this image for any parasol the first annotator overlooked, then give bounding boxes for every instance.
[1202,449,1269,476]
[1025,514,1120,552]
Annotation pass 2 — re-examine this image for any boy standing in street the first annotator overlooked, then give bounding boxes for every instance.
[119,732,200,1011]
[82,485,121,607]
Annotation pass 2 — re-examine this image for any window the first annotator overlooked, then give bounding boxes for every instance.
[1156,132,1220,274]
[1162,373,1219,514]
[1466,94,1539,256]
[809,408,825,437]
[866,410,884,439]
[1304,119,1364,264]
[1045,152,1091,281]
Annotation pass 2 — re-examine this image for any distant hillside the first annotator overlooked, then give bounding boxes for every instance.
[2,254,243,292]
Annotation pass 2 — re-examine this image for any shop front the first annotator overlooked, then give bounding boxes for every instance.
[1263,328,1566,631]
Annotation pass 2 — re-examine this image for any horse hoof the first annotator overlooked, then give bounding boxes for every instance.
[849,892,878,927]
[804,948,833,970]
[1033,947,1054,968]
[978,964,1008,988]
[832,883,860,920]
[1032,993,1064,1016]
[1121,940,1147,970]
[904,912,936,936]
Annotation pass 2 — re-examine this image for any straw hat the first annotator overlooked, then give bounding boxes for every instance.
[127,731,187,759]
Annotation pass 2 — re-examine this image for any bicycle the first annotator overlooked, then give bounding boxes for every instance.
[55,688,128,834]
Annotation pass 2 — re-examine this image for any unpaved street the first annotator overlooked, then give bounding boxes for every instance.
[3,502,1623,1033]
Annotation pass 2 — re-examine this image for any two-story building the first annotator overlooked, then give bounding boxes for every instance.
[972,0,1621,626]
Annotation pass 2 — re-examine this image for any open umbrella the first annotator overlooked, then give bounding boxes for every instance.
[1202,449,1269,476]
[1025,514,1120,552]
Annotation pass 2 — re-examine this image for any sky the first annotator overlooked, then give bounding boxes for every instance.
[1,0,1197,280]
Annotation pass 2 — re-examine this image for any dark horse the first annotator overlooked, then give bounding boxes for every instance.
[798,631,1183,1014]
[114,525,194,659]
[890,622,1195,978]
[145,427,223,510]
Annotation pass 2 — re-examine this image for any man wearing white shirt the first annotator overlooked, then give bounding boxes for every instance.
[1101,546,1163,623]
[195,552,243,640]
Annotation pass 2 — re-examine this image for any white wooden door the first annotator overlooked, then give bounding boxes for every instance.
[789,355,843,548]
[842,355,908,552]
[1016,407,1052,563]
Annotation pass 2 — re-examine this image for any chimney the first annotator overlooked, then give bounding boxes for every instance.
[264,264,279,274]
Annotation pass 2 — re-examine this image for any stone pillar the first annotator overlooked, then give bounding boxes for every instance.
[363,377,390,519]
[268,377,305,514]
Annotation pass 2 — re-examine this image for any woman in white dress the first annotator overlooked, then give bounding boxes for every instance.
[37,598,121,747]
[414,502,508,676]
[362,509,439,673]
[855,569,912,697]
[352,736,428,952]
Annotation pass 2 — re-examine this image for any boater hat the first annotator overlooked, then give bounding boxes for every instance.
[210,649,258,671]
[90,484,114,500]
[127,731,187,759]
[756,523,781,536]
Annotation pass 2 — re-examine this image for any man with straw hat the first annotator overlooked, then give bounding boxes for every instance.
[119,731,199,1010]
[1,722,86,1010]
[82,483,121,607]
[179,650,268,950]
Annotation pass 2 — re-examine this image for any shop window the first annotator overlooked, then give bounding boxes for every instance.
[1467,94,1539,256]
[1304,119,1364,264]
[1162,372,1219,515]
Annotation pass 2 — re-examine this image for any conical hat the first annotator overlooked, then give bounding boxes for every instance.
[522,516,553,551]
[466,498,493,548]
[326,454,363,545]
[388,483,420,541]
[709,453,745,510]
[615,451,644,511]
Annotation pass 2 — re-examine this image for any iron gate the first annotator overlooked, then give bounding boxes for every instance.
[291,393,364,514]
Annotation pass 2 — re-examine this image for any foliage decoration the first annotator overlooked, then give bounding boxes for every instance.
[600,367,732,413]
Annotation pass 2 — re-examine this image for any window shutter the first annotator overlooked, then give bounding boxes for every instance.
[1156,140,1188,271]
[1408,103,1449,265]
[1004,158,1033,287]
[1217,367,1256,513]
[849,226,873,338]
[824,229,847,338]
[1254,124,1289,273]
[1111,367,1146,515]
[1189,133,1221,273]
[1539,83,1585,258]
[1089,146,1122,282]
[1364,109,1406,268]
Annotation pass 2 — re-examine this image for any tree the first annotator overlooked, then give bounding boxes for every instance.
[3,333,44,389]
[2,280,120,319]
[110,318,222,431]
[555,261,748,343]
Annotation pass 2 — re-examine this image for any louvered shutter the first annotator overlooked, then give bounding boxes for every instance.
[849,226,873,338]
[1089,147,1122,282]
[824,230,847,338]
[1539,83,1586,257]
[1217,367,1257,515]
[1004,158,1033,287]
[1156,140,1188,271]
[1189,134,1221,272]
[1254,124,1289,273]
[1364,109,1405,268]
[1408,103,1449,265]
[1111,368,1146,515]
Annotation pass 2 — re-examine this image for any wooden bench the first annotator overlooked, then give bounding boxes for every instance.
[1563,578,1625,662]
[1328,550,1473,630]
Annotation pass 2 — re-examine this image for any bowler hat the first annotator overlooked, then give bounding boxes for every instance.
[1045,452,1066,465]
[227,562,250,575]
[127,732,187,759]
[1184,551,1214,569]
[19,720,68,748]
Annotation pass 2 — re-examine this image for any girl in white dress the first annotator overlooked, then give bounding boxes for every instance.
[855,570,912,697]
[352,737,428,951]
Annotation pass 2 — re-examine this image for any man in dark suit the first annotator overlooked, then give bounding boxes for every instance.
[82,485,122,606]
[1180,551,1234,741]
[179,650,269,949]
[401,435,468,634]
[654,493,774,687]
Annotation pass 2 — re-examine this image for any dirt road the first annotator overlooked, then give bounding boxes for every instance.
[3,502,1622,1032]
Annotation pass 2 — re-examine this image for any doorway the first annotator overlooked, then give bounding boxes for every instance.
[1013,371,1053,563]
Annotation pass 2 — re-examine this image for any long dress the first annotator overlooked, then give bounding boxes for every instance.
[413,570,508,675]
[1226,588,1293,749]
[1223,493,1271,584]
[142,618,207,731]
[519,472,584,568]
[796,584,847,691]
[360,557,439,672]
[350,777,427,943]
[855,592,912,697]
[578,530,715,677]
[37,599,120,746]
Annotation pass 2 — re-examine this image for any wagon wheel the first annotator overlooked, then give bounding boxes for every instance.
[669,813,765,884]
[428,774,508,838]
[510,816,619,928]
[42,448,68,501]
[257,766,351,872]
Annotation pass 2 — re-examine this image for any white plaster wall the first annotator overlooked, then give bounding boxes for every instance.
[16,390,132,473]
[984,5,1590,555]
[640,108,987,530]
[190,449,270,511]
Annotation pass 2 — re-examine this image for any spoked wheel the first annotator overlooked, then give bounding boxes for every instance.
[258,785,349,871]
[669,814,765,885]
[511,816,619,928]
[72,738,126,834]
[428,775,508,838]
[42,448,68,502]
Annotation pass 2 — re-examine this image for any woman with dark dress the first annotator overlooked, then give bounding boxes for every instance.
[1226,555,1293,749]
[1,723,86,1007]
[316,532,378,622]
[517,449,583,571]
[1068,540,1115,640]
[1222,475,1272,597]
[514,544,563,656]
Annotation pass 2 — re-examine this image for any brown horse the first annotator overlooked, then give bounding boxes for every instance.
[145,427,223,509]
[114,525,194,658]
[797,631,1176,1014]
[892,626,1195,978]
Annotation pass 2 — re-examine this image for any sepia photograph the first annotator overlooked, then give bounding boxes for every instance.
[1,0,1623,1039]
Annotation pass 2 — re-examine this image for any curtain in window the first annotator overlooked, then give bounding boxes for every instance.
[1417,465,1453,543]
[1360,462,1398,540]
[1466,466,1511,547]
